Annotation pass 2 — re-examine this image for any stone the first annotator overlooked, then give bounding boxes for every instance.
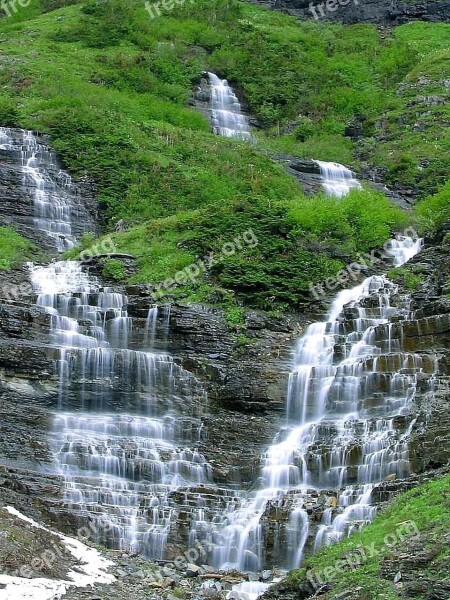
[250,0,450,26]
[130,570,145,579]
[116,569,129,577]
[186,563,202,577]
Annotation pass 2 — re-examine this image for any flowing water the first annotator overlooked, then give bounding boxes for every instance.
[194,237,424,572]
[314,160,362,198]
[1,126,427,580]
[1,127,212,558]
[207,73,252,140]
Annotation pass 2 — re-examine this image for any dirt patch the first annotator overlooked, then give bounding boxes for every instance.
[0,508,80,580]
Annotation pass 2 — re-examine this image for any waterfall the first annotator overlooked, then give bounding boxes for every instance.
[7,129,213,558]
[1,127,427,577]
[199,237,423,572]
[314,160,362,198]
[207,73,252,141]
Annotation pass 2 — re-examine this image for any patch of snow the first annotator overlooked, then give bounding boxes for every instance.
[0,507,115,599]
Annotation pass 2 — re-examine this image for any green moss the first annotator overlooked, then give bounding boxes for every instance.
[0,227,34,270]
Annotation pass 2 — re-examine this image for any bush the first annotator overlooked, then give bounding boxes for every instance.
[415,182,450,235]
[0,227,33,270]
[101,258,126,281]
[0,97,19,127]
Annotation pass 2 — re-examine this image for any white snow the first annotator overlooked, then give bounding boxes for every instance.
[0,507,115,599]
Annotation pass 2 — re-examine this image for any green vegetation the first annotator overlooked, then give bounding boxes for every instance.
[0,227,34,270]
[288,474,450,599]
[415,181,450,236]
[101,257,126,280]
[0,0,447,307]
[101,188,407,309]
[387,265,425,291]
[224,305,246,330]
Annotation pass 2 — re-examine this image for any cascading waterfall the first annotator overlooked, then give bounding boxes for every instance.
[207,73,252,141]
[194,236,424,572]
[314,160,362,198]
[21,129,76,250]
[3,126,429,581]
[8,128,213,558]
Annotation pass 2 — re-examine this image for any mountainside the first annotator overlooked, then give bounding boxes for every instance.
[0,1,449,600]
[249,0,450,25]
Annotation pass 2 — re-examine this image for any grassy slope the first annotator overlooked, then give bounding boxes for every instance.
[0,226,34,270]
[284,474,450,600]
[0,1,448,308]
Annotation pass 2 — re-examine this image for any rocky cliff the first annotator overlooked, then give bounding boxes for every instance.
[0,129,449,598]
[249,0,450,25]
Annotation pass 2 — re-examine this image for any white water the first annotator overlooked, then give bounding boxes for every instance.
[314,160,362,198]
[1,129,213,559]
[197,237,423,572]
[207,73,252,141]
[20,131,75,251]
[227,582,271,600]
[1,127,427,588]
[30,264,211,558]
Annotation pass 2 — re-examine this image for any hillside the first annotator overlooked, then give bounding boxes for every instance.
[0,2,449,600]
[0,0,449,310]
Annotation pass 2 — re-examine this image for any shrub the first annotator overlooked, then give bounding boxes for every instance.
[101,258,126,281]
[415,182,450,235]
[0,227,33,270]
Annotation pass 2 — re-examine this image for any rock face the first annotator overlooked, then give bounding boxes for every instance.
[248,0,450,25]
[0,128,449,589]
[0,128,97,253]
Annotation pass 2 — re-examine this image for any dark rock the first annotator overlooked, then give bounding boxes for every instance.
[247,0,450,25]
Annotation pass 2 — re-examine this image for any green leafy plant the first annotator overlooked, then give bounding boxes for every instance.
[0,227,34,270]
[101,258,126,281]
[388,266,424,291]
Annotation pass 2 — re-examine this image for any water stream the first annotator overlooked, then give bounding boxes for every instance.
[192,239,423,572]
[207,73,252,140]
[314,160,362,198]
[1,125,426,580]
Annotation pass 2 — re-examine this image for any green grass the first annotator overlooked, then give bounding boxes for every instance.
[0,0,447,307]
[0,227,34,270]
[387,265,425,291]
[86,187,408,310]
[288,474,450,599]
